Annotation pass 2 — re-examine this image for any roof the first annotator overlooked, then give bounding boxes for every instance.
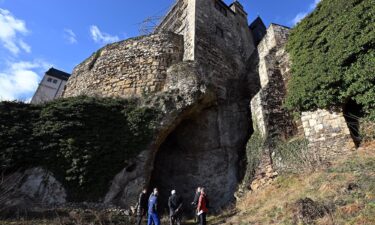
[249,16,267,46]
[45,67,71,81]
[249,16,266,30]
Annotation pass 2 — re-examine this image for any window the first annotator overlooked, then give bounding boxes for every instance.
[215,1,227,16]
[47,78,52,82]
[216,26,224,38]
[53,79,58,84]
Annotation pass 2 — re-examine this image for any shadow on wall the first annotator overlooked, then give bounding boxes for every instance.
[343,99,364,147]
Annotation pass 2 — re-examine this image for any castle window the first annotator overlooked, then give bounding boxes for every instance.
[53,79,58,84]
[47,78,52,82]
[215,1,227,16]
[216,26,224,38]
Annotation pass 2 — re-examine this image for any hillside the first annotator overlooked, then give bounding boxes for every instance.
[206,143,375,225]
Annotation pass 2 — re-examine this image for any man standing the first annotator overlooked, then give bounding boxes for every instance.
[148,188,160,225]
[197,188,208,225]
[136,188,148,225]
[168,190,183,225]
[192,187,201,206]
[192,187,201,224]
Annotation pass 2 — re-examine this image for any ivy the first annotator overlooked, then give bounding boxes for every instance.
[285,0,375,120]
[0,96,161,201]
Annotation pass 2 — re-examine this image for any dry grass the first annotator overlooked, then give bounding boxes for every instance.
[218,143,375,225]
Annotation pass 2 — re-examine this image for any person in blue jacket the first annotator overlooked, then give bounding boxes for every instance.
[148,188,160,225]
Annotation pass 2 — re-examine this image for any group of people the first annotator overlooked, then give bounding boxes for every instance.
[135,187,209,225]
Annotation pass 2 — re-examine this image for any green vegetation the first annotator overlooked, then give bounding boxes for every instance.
[0,96,161,201]
[243,125,265,186]
[286,0,375,120]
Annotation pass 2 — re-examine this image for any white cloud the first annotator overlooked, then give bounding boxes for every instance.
[64,28,77,44]
[291,0,321,25]
[0,60,51,101]
[90,25,119,44]
[0,8,30,55]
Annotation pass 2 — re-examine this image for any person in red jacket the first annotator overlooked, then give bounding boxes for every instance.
[197,188,208,225]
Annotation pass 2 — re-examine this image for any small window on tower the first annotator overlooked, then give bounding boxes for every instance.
[216,26,224,38]
[53,79,58,84]
[215,1,227,16]
[47,78,52,82]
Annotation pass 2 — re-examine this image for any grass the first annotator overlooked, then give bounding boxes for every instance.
[218,142,375,225]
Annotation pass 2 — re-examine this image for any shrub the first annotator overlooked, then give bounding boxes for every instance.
[243,126,265,187]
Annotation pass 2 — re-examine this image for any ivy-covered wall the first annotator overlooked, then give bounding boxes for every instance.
[0,96,161,201]
[286,0,375,120]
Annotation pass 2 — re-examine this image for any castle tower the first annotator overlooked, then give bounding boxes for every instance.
[156,0,256,63]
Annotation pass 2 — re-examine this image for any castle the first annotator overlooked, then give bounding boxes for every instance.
[62,0,355,210]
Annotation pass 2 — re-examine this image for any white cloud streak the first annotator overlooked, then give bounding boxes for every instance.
[0,8,30,55]
[64,28,77,44]
[90,25,119,44]
[0,60,51,101]
[291,0,321,25]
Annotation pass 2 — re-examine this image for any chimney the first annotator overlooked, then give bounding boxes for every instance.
[230,1,247,18]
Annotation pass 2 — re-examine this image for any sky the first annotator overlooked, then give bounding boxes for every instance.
[0,0,320,102]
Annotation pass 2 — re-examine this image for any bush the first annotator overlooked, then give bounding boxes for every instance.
[0,96,161,201]
[273,138,318,173]
[243,126,265,186]
[286,0,375,120]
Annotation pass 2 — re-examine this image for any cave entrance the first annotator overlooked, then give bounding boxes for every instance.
[343,99,364,147]
[149,106,249,215]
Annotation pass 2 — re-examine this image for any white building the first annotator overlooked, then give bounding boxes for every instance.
[31,68,70,104]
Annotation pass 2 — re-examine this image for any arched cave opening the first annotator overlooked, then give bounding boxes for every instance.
[149,106,250,215]
[343,99,364,147]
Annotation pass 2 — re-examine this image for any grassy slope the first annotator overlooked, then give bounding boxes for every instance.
[209,143,375,225]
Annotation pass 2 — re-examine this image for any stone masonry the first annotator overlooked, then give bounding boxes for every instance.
[302,109,356,160]
[63,33,183,98]
[251,24,297,142]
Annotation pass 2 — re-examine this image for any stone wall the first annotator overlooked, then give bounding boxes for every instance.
[155,0,196,60]
[63,32,183,98]
[251,24,297,141]
[302,109,355,160]
[194,0,256,100]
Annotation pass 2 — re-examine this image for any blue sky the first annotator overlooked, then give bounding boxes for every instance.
[0,0,320,101]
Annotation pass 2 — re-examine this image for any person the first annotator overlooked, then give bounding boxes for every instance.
[136,188,148,225]
[192,187,201,223]
[192,187,201,206]
[197,188,208,225]
[148,188,160,225]
[168,190,183,225]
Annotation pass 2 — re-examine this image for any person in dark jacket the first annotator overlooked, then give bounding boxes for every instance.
[197,188,208,225]
[168,190,183,225]
[136,188,148,225]
[192,187,201,224]
[148,188,160,225]
[192,187,201,206]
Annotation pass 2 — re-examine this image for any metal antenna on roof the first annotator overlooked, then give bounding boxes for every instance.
[139,16,162,35]
[138,0,177,35]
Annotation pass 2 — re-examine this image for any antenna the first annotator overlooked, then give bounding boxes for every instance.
[138,0,178,35]
[138,16,163,35]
